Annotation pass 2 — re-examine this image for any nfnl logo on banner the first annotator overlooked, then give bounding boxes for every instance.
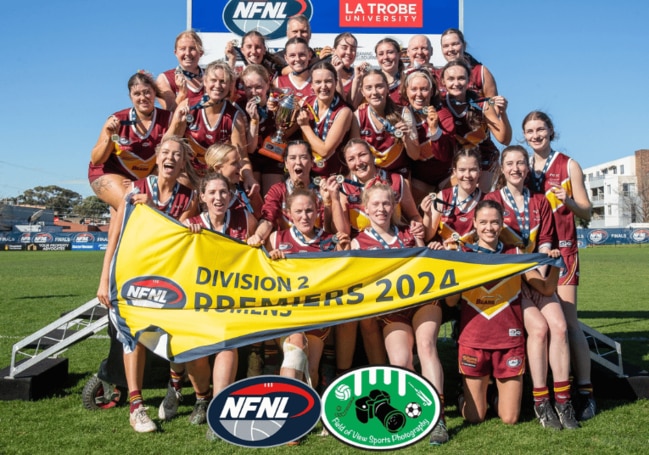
[221,0,313,40]
[321,366,441,450]
[207,376,321,447]
[190,0,461,67]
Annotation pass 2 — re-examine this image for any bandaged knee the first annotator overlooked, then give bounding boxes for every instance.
[281,340,308,373]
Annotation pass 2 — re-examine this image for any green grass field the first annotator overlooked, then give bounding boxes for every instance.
[0,248,648,454]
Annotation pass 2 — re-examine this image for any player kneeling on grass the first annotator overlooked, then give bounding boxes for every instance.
[446,200,562,425]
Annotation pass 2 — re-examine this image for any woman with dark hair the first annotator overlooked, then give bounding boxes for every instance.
[225,30,283,81]
[438,28,498,99]
[485,145,579,430]
[89,71,172,210]
[273,37,313,98]
[295,61,353,177]
[440,59,511,192]
[237,64,286,195]
[246,140,347,247]
[350,69,417,177]
[374,38,406,106]
[445,200,526,426]
[421,147,484,249]
[523,111,595,422]
[328,32,364,107]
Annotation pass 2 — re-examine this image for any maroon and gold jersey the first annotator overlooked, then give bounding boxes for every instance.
[457,246,524,350]
[301,94,348,176]
[185,101,241,175]
[444,93,499,170]
[88,107,171,182]
[355,104,408,176]
[273,227,335,253]
[260,180,324,231]
[275,74,313,98]
[186,206,250,241]
[530,152,579,255]
[341,171,404,234]
[161,68,205,108]
[434,186,484,247]
[353,225,417,250]
[485,188,555,253]
[409,105,455,186]
[132,177,193,221]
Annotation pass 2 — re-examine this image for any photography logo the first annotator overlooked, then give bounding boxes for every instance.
[321,366,440,450]
[222,0,313,41]
[207,375,321,448]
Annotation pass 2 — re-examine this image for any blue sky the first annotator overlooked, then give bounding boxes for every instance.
[1,0,648,199]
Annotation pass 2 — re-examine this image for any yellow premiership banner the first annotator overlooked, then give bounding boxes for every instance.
[109,204,562,362]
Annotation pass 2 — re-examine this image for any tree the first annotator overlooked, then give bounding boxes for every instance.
[16,185,83,216]
[74,196,109,219]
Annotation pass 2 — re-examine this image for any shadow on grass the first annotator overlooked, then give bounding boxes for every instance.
[579,310,649,320]
[15,294,80,300]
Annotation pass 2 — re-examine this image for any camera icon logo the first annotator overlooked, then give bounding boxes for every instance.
[321,366,441,450]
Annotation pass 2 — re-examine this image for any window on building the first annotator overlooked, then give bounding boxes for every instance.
[607,185,611,194]
[607,205,612,215]
[620,165,625,174]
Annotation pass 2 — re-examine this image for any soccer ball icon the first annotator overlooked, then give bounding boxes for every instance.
[405,402,422,418]
[335,384,352,401]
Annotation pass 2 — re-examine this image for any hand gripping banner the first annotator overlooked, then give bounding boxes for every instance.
[109,204,562,362]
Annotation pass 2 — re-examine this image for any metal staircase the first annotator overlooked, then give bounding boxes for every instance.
[7,298,108,379]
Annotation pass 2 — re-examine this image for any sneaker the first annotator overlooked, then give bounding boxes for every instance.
[189,398,209,425]
[555,401,580,430]
[429,419,450,445]
[130,406,157,433]
[534,400,562,430]
[575,394,597,421]
[158,384,183,421]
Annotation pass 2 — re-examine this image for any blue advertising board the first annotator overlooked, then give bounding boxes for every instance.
[577,228,649,247]
[190,0,462,66]
[0,231,109,252]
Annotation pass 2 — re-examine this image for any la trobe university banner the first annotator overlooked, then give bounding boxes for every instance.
[109,204,560,362]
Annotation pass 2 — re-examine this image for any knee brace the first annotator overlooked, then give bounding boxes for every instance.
[281,340,308,374]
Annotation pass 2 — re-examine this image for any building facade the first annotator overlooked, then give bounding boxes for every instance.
[583,150,649,228]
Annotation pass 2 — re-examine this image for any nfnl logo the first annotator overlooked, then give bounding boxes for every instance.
[208,376,321,448]
[74,232,95,243]
[321,366,440,450]
[121,276,186,308]
[33,233,53,243]
[588,229,609,244]
[222,0,313,40]
[631,228,649,243]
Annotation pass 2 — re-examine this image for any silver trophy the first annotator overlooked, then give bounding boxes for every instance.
[261,93,297,162]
